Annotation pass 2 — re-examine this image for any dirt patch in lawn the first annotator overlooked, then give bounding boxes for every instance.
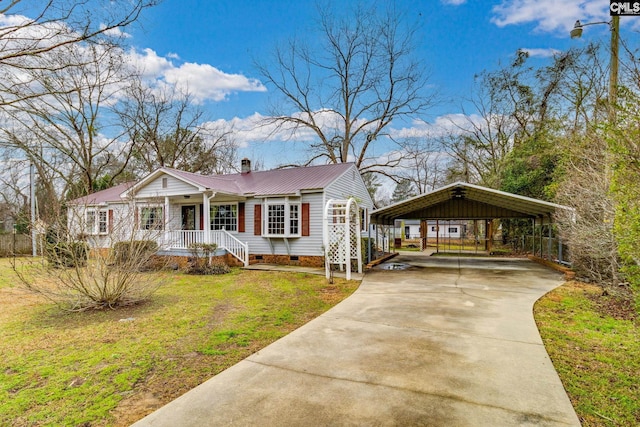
[588,284,637,321]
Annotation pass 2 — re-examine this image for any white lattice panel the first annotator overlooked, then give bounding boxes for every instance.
[324,198,362,280]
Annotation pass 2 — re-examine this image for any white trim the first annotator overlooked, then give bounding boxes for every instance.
[138,204,164,231]
[210,202,239,233]
[121,168,207,198]
[85,208,110,235]
[263,197,302,238]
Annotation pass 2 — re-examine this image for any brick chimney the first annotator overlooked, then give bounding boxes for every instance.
[241,158,251,174]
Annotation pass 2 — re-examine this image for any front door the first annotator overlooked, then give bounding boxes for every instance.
[181,205,196,230]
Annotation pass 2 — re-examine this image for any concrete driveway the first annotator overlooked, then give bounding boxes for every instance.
[132,253,580,426]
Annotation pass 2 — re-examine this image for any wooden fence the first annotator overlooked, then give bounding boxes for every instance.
[0,234,34,256]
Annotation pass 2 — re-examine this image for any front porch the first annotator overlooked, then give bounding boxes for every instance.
[133,184,248,266]
[138,229,248,266]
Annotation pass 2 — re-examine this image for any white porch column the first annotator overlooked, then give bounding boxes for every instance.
[203,191,211,243]
[164,196,170,246]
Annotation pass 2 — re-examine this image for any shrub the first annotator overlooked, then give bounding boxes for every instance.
[14,228,166,311]
[185,243,230,275]
[45,241,89,268]
[112,240,158,268]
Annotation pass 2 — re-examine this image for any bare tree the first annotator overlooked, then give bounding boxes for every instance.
[0,41,135,206]
[117,80,237,176]
[0,0,158,78]
[443,83,520,188]
[397,137,449,193]
[255,2,435,173]
[445,49,581,189]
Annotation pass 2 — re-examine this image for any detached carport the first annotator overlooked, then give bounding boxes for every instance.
[370,182,571,260]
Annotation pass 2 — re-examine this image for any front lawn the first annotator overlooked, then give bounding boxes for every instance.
[0,259,358,426]
[535,281,640,426]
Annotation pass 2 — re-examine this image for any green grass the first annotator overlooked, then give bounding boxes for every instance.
[0,259,358,426]
[535,281,640,426]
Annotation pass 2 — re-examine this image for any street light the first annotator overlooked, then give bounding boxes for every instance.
[570,17,620,121]
[570,20,610,38]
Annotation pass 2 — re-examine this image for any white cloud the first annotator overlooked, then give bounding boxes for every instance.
[391,113,484,139]
[163,62,266,102]
[0,13,31,27]
[210,110,490,154]
[201,113,303,148]
[520,47,561,58]
[127,48,266,103]
[441,0,466,5]
[491,0,608,33]
[127,48,177,79]
[99,24,131,38]
[204,109,381,148]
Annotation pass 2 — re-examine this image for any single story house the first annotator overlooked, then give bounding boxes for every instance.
[67,160,374,267]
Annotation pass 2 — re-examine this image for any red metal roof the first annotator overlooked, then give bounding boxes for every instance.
[67,182,136,205]
[231,163,354,196]
[70,163,355,204]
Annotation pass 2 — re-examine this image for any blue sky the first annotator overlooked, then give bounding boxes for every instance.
[8,0,626,170]
[121,0,622,168]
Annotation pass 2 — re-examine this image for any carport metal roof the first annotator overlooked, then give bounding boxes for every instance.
[370,181,571,225]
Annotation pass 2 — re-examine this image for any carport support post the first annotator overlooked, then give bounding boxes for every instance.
[558,236,564,264]
[547,217,552,261]
[436,219,439,254]
[539,217,544,258]
[367,223,372,263]
[531,218,535,256]
[392,222,396,251]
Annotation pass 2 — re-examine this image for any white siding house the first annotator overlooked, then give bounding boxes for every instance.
[68,161,374,267]
[425,220,464,239]
[391,219,465,240]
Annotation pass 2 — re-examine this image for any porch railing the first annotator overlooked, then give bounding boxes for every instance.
[163,229,248,267]
[166,230,206,248]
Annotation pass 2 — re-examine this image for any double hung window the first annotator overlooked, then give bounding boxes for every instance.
[86,209,109,235]
[211,204,237,231]
[264,198,301,237]
[140,206,163,230]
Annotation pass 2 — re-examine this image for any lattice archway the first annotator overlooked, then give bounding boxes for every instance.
[324,198,362,280]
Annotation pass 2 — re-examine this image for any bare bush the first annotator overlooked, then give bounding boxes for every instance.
[555,137,621,284]
[12,204,168,311]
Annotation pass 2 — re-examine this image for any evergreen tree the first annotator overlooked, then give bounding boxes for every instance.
[391,179,416,204]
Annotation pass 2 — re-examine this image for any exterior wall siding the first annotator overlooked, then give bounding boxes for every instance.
[135,174,199,198]
[324,165,374,210]
[68,202,135,248]
[235,193,325,257]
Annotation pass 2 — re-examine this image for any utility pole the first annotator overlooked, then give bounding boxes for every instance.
[30,163,37,256]
[570,17,620,121]
[609,16,619,123]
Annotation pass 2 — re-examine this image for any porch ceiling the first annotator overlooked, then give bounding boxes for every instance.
[370,182,571,225]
